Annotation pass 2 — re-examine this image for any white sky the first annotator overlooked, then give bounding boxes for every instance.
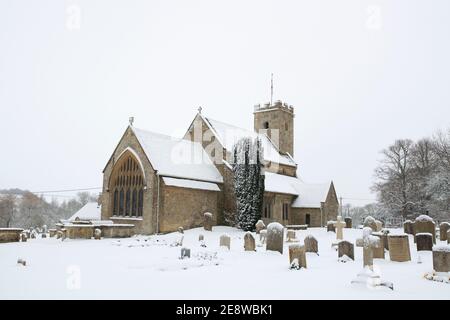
[1,0,449,206]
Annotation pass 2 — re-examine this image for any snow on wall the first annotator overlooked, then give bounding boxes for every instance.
[162,177,220,192]
[433,245,450,252]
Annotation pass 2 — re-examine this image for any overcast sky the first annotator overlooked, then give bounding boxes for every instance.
[1,0,449,206]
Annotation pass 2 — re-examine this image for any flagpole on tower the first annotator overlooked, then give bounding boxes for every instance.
[270,73,274,106]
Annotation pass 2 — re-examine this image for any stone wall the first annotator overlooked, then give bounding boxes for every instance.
[0,228,23,243]
[290,208,322,227]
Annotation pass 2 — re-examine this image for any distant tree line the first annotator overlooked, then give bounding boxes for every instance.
[0,190,98,229]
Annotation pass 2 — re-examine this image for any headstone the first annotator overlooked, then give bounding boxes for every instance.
[255,220,266,234]
[371,232,385,259]
[244,232,256,251]
[416,233,433,251]
[178,227,184,234]
[356,227,381,269]
[41,233,47,239]
[30,232,36,239]
[375,220,383,232]
[198,234,204,241]
[439,222,450,241]
[266,222,284,254]
[288,244,307,269]
[363,216,377,232]
[327,221,336,233]
[220,234,230,250]
[203,212,213,231]
[338,240,354,261]
[48,229,57,237]
[286,230,296,242]
[403,220,414,235]
[381,229,390,250]
[432,245,450,273]
[259,230,267,244]
[20,233,27,242]
[414,215,436,244]
[17,258,26,266]
[388,234,411,262]
[334,216,346,240]
[180,247,191,259]
[94,228,102,240]
[304,235,318,255]
[345,217,352,228]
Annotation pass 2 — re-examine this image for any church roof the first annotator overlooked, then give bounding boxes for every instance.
[265,172,331,208]
[132,127,223,183]
[200,115,297,167]
[68,202,101,221]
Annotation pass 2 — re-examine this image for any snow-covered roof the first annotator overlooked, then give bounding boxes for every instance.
[162,177,220,192]
[132,127,223,184]
[201,116,297,168]
[68,202,101,221]
[264,172,331,208]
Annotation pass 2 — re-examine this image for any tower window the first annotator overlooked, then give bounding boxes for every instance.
[263,121,269,129]
[285,123,288,131]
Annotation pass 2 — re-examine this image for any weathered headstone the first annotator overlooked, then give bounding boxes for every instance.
[288,244,307,269]
[94,228,102,240]
[345,217,352,228]
[178,227,184,234]
[372,232,385,259]
[180,247,191,259]
[304,235,318,255]
[403,220,414,235]
[388,234,411,262]
[363,216,377,232]
[255,220,266,234]
[334,216,346,240]
[338,240,354,261]
[356,227,381,269]
[244,232,256,251]
[266,222,284,254]
[414,215,436,244]
[439,222,450,241]
[198,234,204,241]
[432,245,450,272]
[220,234,231,250]
[286,230,296,242]
[416,233,433,251]
[259,229,267,244]
[327,221,336,233]
[203,212,213,231]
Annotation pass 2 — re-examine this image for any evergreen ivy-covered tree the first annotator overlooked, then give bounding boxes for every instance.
[232,137,265,231]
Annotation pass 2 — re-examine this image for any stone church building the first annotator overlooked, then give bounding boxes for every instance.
[100,100,338,234]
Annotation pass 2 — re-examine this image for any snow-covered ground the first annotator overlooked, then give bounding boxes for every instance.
[0,226,449,299]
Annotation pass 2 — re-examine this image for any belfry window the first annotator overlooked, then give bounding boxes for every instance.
[111,153,145,217]
[263,121,269,129]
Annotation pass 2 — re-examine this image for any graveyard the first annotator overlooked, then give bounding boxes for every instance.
[1,221,449,299]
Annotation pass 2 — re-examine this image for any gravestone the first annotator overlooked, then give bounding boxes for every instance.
[439,222,450,241]
[244,232,256,251]
[48,229,57,238]
[41,233,47,239]
[414,215,436,244]
[288,244,307,269]
[259,230,267,244]
[381,229,390,250]
[178,227,184,234]
[432,245,450,273]
[198,234,204,241]
[20,233,27,242]
[180,247,191,259]
[304,235,318,255]
[403,220,414,235]
[266,222,284,254]
[375,220,383,232]
[334,216,346,240]
[286,230,296,242]
[338,240,354,261]
[94,228,102,240]
[388,234,411,262]
[416,233,433,251]
[220,234,231,250]
[372,232,385,259]
[327,221,336,233]
[356,227,381,269]
[345,217,352,229]
[255,220,266,234]
[203,212,213,231]
[363,216,377,232]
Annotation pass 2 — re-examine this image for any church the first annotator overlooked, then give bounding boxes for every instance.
[100,100,339,234]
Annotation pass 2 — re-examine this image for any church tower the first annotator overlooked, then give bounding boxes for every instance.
[253,100,295,156]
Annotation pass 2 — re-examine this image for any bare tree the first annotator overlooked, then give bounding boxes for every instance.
[0,194,17,227]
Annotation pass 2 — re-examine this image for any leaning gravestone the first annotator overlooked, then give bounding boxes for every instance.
[288,244,307,269]
[345,217,352,229]
[388,234,411,262]
[304,235,318,255]
[266,222,284,254]
[403,220,414,235]
[439,222,450,241]
[363,216,378,232]
[414,215,436,244]
[255,220,266,234]
[203,212,213,231]
[220,234,231,250]
[244,232,256,251]
[286,230,296,242]
[432,245,450,273]
[372,232,385,259]
[327,221,336,233]
[416,233,433,251]
[338,240,354,261]
[180,247,191,259]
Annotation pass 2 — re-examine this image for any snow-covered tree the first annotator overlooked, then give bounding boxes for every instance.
[232,137,265,231]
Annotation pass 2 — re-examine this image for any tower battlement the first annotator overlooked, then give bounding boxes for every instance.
[254,100,294,114]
